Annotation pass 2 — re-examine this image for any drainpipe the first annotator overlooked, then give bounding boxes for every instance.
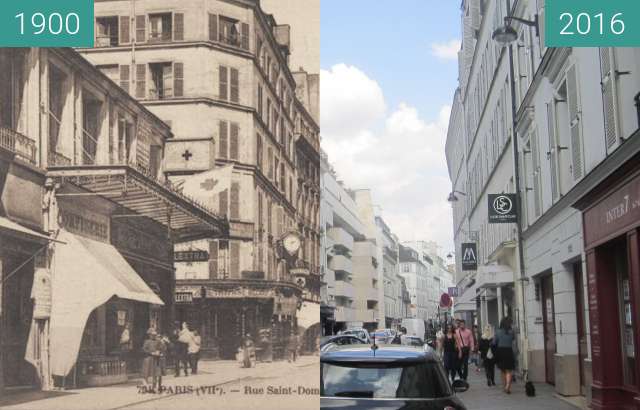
[634,92,640,129]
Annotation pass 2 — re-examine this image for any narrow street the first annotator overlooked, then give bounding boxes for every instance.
[0,357,319,410]
[458,367,584,410]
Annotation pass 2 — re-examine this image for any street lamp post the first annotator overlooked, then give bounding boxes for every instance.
[491,0,540,379]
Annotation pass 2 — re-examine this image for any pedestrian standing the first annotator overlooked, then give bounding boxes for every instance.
[141,328,163,392]
[454,319,475,381]
[494,317,516,394]
[174,322,191,376]
[442,324,459,383]
[188,330,201,374]
[435,326,445,358]
[479,325,496,386]
[287,331,299,362]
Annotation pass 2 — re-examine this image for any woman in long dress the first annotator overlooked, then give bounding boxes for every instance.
[141,328,162,391]
[442,324,459,382]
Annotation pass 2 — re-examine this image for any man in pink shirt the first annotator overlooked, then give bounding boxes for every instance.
[455,319,475,381]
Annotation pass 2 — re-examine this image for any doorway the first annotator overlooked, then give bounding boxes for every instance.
[541,274,556,385]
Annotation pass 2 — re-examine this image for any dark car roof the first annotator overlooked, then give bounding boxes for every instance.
[320,334,366,346]
[321,344,438,364]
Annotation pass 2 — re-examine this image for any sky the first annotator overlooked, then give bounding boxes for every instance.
[320,0,462,255]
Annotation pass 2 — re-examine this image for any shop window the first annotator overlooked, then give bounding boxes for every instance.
[82,309,101,350]
[95,16,119,47]
[615,244,636,386]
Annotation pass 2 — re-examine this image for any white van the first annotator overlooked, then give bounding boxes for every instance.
[401,318,425,340]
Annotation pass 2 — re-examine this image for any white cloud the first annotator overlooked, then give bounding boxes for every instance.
[430,39,461,61]
[321,64,455,253]
[320,64,386,136]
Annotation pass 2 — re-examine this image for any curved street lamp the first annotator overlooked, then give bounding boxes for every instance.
[492,15,539,47]
[447,190,467,202]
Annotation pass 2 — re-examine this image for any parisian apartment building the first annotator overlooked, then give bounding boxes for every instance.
[446,0,640,408]
[0,47,227,391]
[78,0,321,360]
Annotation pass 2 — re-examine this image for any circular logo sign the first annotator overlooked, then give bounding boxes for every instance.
[440,293,452,308]
[492,195,513,215]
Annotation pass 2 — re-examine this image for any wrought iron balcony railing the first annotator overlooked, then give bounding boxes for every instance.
[0,126,37,165]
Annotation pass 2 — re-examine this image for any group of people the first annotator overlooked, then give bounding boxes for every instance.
[438,317,516,394]
[140,322,202,391]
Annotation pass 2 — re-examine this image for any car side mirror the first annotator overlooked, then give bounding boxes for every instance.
[452,379,469,393]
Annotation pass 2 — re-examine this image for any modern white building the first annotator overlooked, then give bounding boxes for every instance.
[398,244,432,321]
[376,216,402,329]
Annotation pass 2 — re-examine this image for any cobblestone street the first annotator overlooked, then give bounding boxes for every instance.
[1,357,319,410]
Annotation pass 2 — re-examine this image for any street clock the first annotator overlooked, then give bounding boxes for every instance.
[282,231,302,255]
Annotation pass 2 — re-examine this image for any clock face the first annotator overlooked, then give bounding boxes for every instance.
[283,233,301,255]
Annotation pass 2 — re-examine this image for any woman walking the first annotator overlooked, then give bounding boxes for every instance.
[478,325,496,386]
[442,324,459,383]
[141,328,163,392]
[494,317,516,394]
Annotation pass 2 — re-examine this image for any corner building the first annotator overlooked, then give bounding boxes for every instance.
[80,0,321,360]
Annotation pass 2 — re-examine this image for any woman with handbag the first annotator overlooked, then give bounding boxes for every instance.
[478,325,496,386]
[493,317,516,394]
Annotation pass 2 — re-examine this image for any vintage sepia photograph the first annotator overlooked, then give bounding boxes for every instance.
[0,0,320,409]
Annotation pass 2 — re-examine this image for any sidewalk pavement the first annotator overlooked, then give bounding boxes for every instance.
[458,365,584,410]
[1,356,318,410]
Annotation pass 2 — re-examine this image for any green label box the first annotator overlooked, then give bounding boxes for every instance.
[0,0,94,47]
[546,0,640,47]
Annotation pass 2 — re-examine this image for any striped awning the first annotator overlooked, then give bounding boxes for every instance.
[47,165,228,240]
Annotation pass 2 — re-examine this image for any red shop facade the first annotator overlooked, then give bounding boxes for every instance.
[575,154,640,410]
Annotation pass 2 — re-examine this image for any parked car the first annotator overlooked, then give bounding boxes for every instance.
[339,328,372,344]
[401,318,426,340]
[320,335,368,352]
[321,344,469,409]
[370,329,393,344]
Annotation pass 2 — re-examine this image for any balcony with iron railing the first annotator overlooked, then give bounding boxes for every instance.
[0,126,37,165]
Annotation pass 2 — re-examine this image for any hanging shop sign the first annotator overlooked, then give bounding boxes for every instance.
[488,194,518,223]
[32,267,52,319]
[448,287,459,297]
[461,243,478,271]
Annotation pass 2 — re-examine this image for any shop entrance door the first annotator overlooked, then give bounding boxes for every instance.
[541,274,556,385]
[573,262,588,395]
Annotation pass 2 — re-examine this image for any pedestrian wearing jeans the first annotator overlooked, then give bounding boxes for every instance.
[454,319,475,381]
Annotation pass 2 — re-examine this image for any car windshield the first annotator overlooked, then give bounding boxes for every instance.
[344,330,367,340]
[321,362,452,399]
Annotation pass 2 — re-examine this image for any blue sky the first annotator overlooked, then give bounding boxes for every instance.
[321,0,461,119]
[320,0,463,253]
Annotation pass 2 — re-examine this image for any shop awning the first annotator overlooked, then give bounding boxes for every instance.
[477,264,514,288]
[47,165,228,241]
[297,301,320,329]
[49,229,163,377]
[0,216,51,242]
[454,282,479,312]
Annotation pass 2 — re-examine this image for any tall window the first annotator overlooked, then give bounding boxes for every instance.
[95,17,119,47]
[148,13,172,42]
[81,93,102,165]
[149,62,173,99]
[219,65,239,103]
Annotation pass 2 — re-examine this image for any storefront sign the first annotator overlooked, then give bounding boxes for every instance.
[583,173,640,247]
[461,243,478,271]
[448,287,459,297]
[31,267,52,319]
[111,221,169,260]
[59,209,109,242]
[488,194,517,223]
[174,250,209,262]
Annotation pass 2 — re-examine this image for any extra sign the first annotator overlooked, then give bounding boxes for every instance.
[461,243,477,271]
[488,194,518,223]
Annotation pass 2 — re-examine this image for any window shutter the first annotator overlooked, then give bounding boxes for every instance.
[209,240,218,279]
[531,129,542,218]
[241,23,249,50]
[257,85,263,117]
[599,48,620,152]
[267,147,273,179]
[219,120,228,158]
[208,14,218,41]
[219,189,228,217]
[119,16,130,44]
[230,242,240,279]
[230,122,239,160]
[566,65,583,180]
[173,13,184,41]
[135,64,146,99]
[230,182,240,219]
[546,102,559,202]
[219,66,228,100]
[135,15,146,43]
[173,62,184,97]
[256,133,263,170]
[119,65,130,93]
[277,206,283,237]
[230,68,239,103]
